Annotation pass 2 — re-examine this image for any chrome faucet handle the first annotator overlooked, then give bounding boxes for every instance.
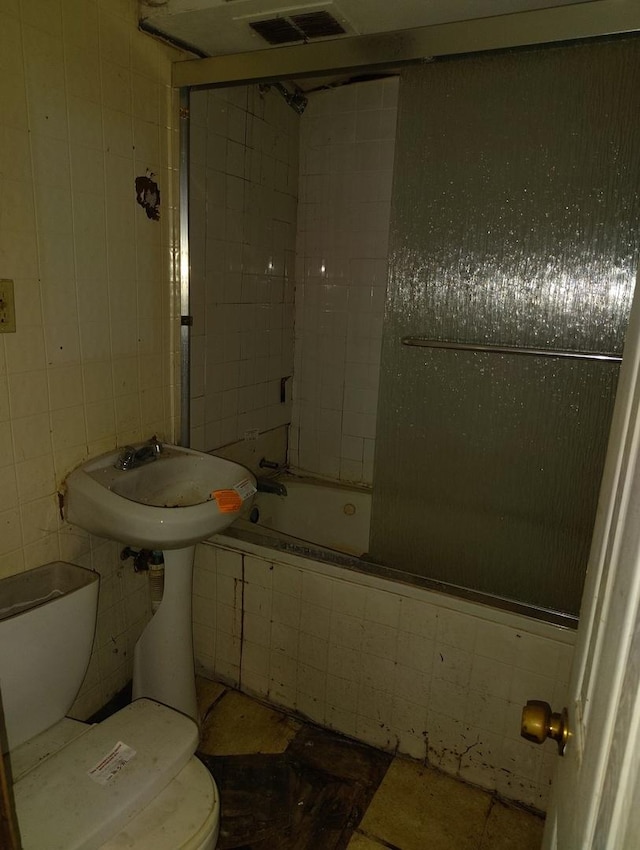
[259,457,281,470]
[148,435,163,454]
[116,446,137,470]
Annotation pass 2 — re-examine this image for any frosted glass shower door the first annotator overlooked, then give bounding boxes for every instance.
[370,39,640,616]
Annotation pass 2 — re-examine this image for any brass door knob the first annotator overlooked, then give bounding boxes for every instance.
[521,700,569,756]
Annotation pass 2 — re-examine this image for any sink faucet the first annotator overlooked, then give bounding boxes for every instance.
[116,436,163,471]
[148,435,163,455]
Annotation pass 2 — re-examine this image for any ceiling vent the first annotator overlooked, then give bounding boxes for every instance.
[248,7,348,46]
[249,17,304,45]
[290,11,346,38]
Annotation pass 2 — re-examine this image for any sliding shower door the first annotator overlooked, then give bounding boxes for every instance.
[370,38,640,616]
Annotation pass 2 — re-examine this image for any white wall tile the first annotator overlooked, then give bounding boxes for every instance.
[469,654,512,701]
[429,679,468,723]
[273,562,303,596]
[269,649,298,704]
[326,672,359,714]
[195,539,573,812]
[293,79,397,485]
[299,600,331,640]
[355,713,393,751]
[190,85,298,449]
[364,587,401,628]
[328,641,361,681]
[301,570,333,609]
[397,631,434,676]
[457,727,503,790]
[330,610,363,651]
[325,704,357,737]
[432,644,474,689]
[271,621,299,659]
[242,639,269,675]
[299,631,328,672]
[0,0,183,717]
[243,612,271,646]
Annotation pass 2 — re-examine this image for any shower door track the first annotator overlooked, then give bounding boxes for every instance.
[402,337,622,363]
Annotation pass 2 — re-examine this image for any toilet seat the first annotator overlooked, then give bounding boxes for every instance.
[12,699,219,850]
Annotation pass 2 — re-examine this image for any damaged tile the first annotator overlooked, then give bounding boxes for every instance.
[196,674,226,722]
[479,799,545,850]
[359,757,491,850]
[200,689,301,755]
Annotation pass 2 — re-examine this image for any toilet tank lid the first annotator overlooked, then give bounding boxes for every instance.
[0,561,98,622]
[14,698,199,850]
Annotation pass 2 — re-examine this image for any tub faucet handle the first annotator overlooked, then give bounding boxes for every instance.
[148,435,163,455]
[259,457,281,470]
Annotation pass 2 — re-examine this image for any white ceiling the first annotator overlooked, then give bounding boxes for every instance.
[139,0,593,58]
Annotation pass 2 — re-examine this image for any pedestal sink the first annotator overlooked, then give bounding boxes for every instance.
[64,443,256,721]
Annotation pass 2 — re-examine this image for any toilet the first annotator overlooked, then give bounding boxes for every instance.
[0,561,220,850]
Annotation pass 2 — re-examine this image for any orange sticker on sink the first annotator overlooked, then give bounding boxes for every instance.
[212,489,243,513]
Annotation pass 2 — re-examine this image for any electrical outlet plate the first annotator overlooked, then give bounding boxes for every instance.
[0,280,16,333]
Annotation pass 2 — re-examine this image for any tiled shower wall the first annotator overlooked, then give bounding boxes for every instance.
[193,540,574,811]
[189,85,298,452]
[0,0,181,718]
[290,78,398,484]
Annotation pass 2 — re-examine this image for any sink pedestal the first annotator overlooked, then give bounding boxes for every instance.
[64,441,256,724]
[132,546,198,721]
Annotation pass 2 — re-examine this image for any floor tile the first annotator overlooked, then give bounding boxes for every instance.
[359,757,492,850]
[200,689,302,755]
[479,799,544,850]
[195,685,544,850]
[199,723,390,849]
[195,675,226,722]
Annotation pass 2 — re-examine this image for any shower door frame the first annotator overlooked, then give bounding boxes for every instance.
[173,0,640,624]
[173,0,639,88]
[176,0,638,444]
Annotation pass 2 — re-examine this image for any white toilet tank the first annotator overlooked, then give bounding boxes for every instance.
[0,561,99,752]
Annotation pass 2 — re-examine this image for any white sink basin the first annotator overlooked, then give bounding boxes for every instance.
[64,444,256,549]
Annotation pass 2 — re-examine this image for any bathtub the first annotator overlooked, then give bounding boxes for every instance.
[199,472,576,812]
[224,473,574,628]
[222,474,377,575]
[242,476,370,555]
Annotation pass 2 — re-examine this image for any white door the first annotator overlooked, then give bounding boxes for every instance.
[543,266,640,849]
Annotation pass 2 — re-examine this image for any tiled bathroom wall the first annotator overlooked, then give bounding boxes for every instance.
[193,540,574,812]
[290,78,398,484]
[0,0,181,717]
[189,85,298,453]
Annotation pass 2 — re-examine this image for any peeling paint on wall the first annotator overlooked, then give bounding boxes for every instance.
[135,171,161,220]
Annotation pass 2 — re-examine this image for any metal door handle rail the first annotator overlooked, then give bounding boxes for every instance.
[401,337,622,363]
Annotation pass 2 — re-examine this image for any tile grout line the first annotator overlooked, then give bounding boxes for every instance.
[353,827,403,850]
[200,685,228,728]
[476,793,499,850]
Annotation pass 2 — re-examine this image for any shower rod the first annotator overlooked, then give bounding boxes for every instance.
[401,337,622,363]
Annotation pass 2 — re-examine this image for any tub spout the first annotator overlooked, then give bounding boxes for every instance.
[256,477,287,496]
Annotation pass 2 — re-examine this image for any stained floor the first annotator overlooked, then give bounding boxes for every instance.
[196,677,544,850]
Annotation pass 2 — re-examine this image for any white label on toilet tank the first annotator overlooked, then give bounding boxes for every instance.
[87,741,137,786]
[234,478,257,500]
